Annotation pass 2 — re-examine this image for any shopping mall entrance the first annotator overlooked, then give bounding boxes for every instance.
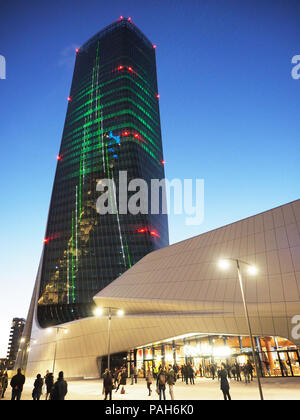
[128,334,300,378]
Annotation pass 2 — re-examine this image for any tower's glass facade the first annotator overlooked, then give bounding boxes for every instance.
[37,19,169,327]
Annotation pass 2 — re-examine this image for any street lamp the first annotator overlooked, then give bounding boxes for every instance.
[47,327,68,377]
[94,306,124,372]
[218,258,264,401]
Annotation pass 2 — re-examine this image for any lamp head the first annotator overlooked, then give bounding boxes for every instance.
[218,259,230,270]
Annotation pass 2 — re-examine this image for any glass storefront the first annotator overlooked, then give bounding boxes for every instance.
[130,334,300,378]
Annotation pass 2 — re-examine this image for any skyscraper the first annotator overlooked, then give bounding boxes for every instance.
[6,318,26,369]
[37,18,169,327]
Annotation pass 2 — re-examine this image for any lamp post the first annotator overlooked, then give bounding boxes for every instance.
[47,327,68,377]
[94,307,124,372]
[218,258,264,401]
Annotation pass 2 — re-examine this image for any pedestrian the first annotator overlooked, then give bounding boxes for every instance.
[173,364,179,380]
[32,374,44,400]
[235,362,242,381]
[181,365,185,382]
[116,367,127,394]
[185,365,189,385]
[156,367,167,400]
[10,368,25,400]
[188,364,195,385]
[130,364,134,385]
[146,368,153,396]
[243,364,250,384]
[219,363,231,400]
[1,372,8,398]
[210,363,216,380]
[264,360,271,377]
[45,372,54,400]
[246,361,254,381]
[199,365,203,377]
[103,369,113,400]
[50,371,68,400]
[231,365,236,380]
[167,365,176,400]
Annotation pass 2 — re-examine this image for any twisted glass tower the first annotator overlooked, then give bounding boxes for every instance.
[37,18,169,327]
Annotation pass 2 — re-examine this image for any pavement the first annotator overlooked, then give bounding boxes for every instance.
[2,376,300,400]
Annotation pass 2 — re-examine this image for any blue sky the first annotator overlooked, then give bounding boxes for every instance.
[0,0,299,357]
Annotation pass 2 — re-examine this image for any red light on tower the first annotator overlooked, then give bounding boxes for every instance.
[128,17,131,21]
[44,238,50,244]
[150,231,160,238]
[75,48,79,53]
[128,66,133,72]
[156,94,160,99]
[67,96,71,102]
[57,155,62,161]
[161,160,166,165]
[118,65,124,70]
[153,45,157,49]
[138,228,146,233]
[120,16,124,20]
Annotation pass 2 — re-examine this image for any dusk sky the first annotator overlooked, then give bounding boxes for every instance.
[0,0,299,357]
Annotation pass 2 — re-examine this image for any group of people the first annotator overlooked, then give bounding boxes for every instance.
[179,363,196,384]
[4,358,256,401]
[206,361,254,384]
[3,368,68,400]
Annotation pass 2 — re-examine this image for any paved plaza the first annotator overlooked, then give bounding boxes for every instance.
[2,376,300,400]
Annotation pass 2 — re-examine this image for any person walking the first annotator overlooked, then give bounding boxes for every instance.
[210,363,216,380]
[173,364,179,380]
[10,368,25,400]
[146,368,153,396]
[156,367,167,400]
[1,372,8,398]
[45,372,54,400]
[116,367,127,394]
[235,362,242,382]
[243,364,250,384]
[219,363,231,400]
[181,365,185,382]
[246,361,254,381]
[264,360,271,377]
[188,364,195,385]
[103,369,113,400]
[50,371,68,400]
[167,365,176,400]
[130,364,135,385]
[32,374,43,400]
